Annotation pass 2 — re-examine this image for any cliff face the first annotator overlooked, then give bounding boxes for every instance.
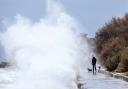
[94,13,128,72]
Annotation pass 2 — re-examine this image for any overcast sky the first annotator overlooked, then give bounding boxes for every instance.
[0,0,128,37]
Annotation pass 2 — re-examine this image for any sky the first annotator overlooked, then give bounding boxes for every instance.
[0,0,128,37]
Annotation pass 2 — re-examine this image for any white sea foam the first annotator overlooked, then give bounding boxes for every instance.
[0,0,88,89]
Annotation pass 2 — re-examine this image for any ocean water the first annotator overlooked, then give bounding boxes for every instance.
[0,0,88,89]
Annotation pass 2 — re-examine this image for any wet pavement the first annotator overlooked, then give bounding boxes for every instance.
[78,72,128,89]
[0,69,128,89]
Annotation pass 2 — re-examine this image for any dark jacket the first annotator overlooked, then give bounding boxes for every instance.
[92,57,97,65]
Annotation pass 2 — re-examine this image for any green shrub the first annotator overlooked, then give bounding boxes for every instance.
[116,47,128,72]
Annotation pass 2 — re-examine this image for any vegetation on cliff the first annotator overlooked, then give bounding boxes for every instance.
[95,13,128,72]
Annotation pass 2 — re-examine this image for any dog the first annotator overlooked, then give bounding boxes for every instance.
[98,66,101,72]
[78,83,83,89]
[87,68,92,72]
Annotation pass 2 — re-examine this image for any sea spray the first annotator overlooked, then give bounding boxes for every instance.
[0,0,88,89]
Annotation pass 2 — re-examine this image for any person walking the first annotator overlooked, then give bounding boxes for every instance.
[92,56,97,73]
